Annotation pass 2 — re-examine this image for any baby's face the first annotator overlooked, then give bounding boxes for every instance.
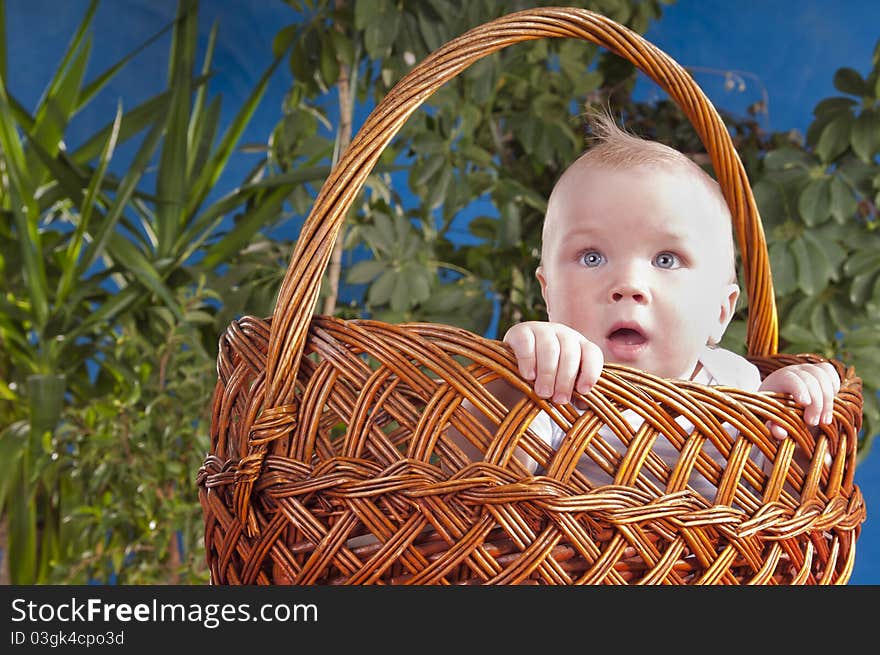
[538,164,739,380]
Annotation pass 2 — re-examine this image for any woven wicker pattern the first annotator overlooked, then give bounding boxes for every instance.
[197,7,866,584]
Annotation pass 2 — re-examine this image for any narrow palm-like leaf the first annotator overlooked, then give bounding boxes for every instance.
[184,52,286,219]
[0,81,48,327]
[25,1,97,183]
[79,119,165,276]
[72,86,184,164]
[199,185,290,269]
[4,92,35,132]
[0,422,27,514]
[67,284,142,343]
[8,468,37,584]
[155,0,197,257]
[176,164,331,260]
[106,233,183,320]
[189,95,222,184]
[187,20,217,179]
[25,134,88,207]
[57,102,123,306]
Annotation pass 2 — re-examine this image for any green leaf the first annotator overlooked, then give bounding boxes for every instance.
[791,236,816,295]
[812,96,857,117]
[829,175,858,223]
[414,153,446,187]
[57,102,123,306]
[364,7,400,59]
[763,147,812,170]
[797,177,831,226]
[273,24,298,58]
[198,185,289,270]
[185,54,285,220]
[105,233,183,321]
[8,468,37,584]
[424,163,453,211]
[354,0,380,30]
[346,259,386,285]
[0,83,48,326]
[70,86,175,163]
[368,269,396,306]
[390,272,410,312]
[769,240,798,297]
[851,108,880,162]
[815,112,854,162]
[417,8,444,52]
[79,119,165,276]
[0,422,28,516]
[27,374,66,438]
[154,0,199,256]
[25,0,96,182]
[833,67,867,96]
[407,267,432,304]
[843,248,880,276]
[851,270,880,305]
[319,33,340,87]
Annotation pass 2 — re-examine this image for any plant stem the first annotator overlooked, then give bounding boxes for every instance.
[321,2,353,316]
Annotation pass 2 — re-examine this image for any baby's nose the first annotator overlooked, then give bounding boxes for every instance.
[610,278,650,303]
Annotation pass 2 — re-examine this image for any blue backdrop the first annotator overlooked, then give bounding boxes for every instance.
[5,0,877,583]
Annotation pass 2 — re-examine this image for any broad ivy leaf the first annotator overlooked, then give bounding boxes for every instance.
[844,248,880,277]
[852,108,880,162]
[816,112,855,163]
[769,240,797,297]
[763,147,812,170]
[833,67,867,96]
[791,236,816,295]
[829,175,859,223]
[812,96,858,118]
[368,269,396,306]
[810,303,834,343]
[850,270,880,305]
[390,271,411,312]
[346,259,386,285]
[798,176,831,226]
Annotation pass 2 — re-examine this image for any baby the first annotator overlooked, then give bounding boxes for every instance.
[452,112,839,497]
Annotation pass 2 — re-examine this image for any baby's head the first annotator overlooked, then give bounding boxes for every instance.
[537,112,740,380]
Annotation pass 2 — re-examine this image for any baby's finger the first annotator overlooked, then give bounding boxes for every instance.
[819,361,841,396]
[552,332,582,404]
[503,324,537,381]
[531,329,561,399]
[809,364,837,424]
[789,368,824,426]
[575,339,604,396]
[766,420,788,440]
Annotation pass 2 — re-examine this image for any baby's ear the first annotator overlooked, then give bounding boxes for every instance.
[536,266,551,317]
[711,283,740,344]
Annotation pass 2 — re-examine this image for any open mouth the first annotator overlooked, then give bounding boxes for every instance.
[607,327,647,346]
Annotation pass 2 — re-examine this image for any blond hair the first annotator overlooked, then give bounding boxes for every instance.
[545,110,737,283]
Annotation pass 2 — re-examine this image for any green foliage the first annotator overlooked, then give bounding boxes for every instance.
[0,0,321,582]
[51,282,215,584]
[1,0,877,584]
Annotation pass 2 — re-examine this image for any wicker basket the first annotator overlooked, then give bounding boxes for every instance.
[197,6,866,584]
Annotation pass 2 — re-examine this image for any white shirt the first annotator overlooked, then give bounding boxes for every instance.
[527,346,763,501]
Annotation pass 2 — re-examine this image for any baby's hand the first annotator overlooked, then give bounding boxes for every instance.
[758,362,840,439]
[503,321,603,404]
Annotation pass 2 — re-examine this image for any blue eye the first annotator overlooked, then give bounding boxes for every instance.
[653,252,679,269]
[581,250,606,267]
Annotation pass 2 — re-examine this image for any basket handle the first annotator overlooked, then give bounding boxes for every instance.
[263,6,778,408]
